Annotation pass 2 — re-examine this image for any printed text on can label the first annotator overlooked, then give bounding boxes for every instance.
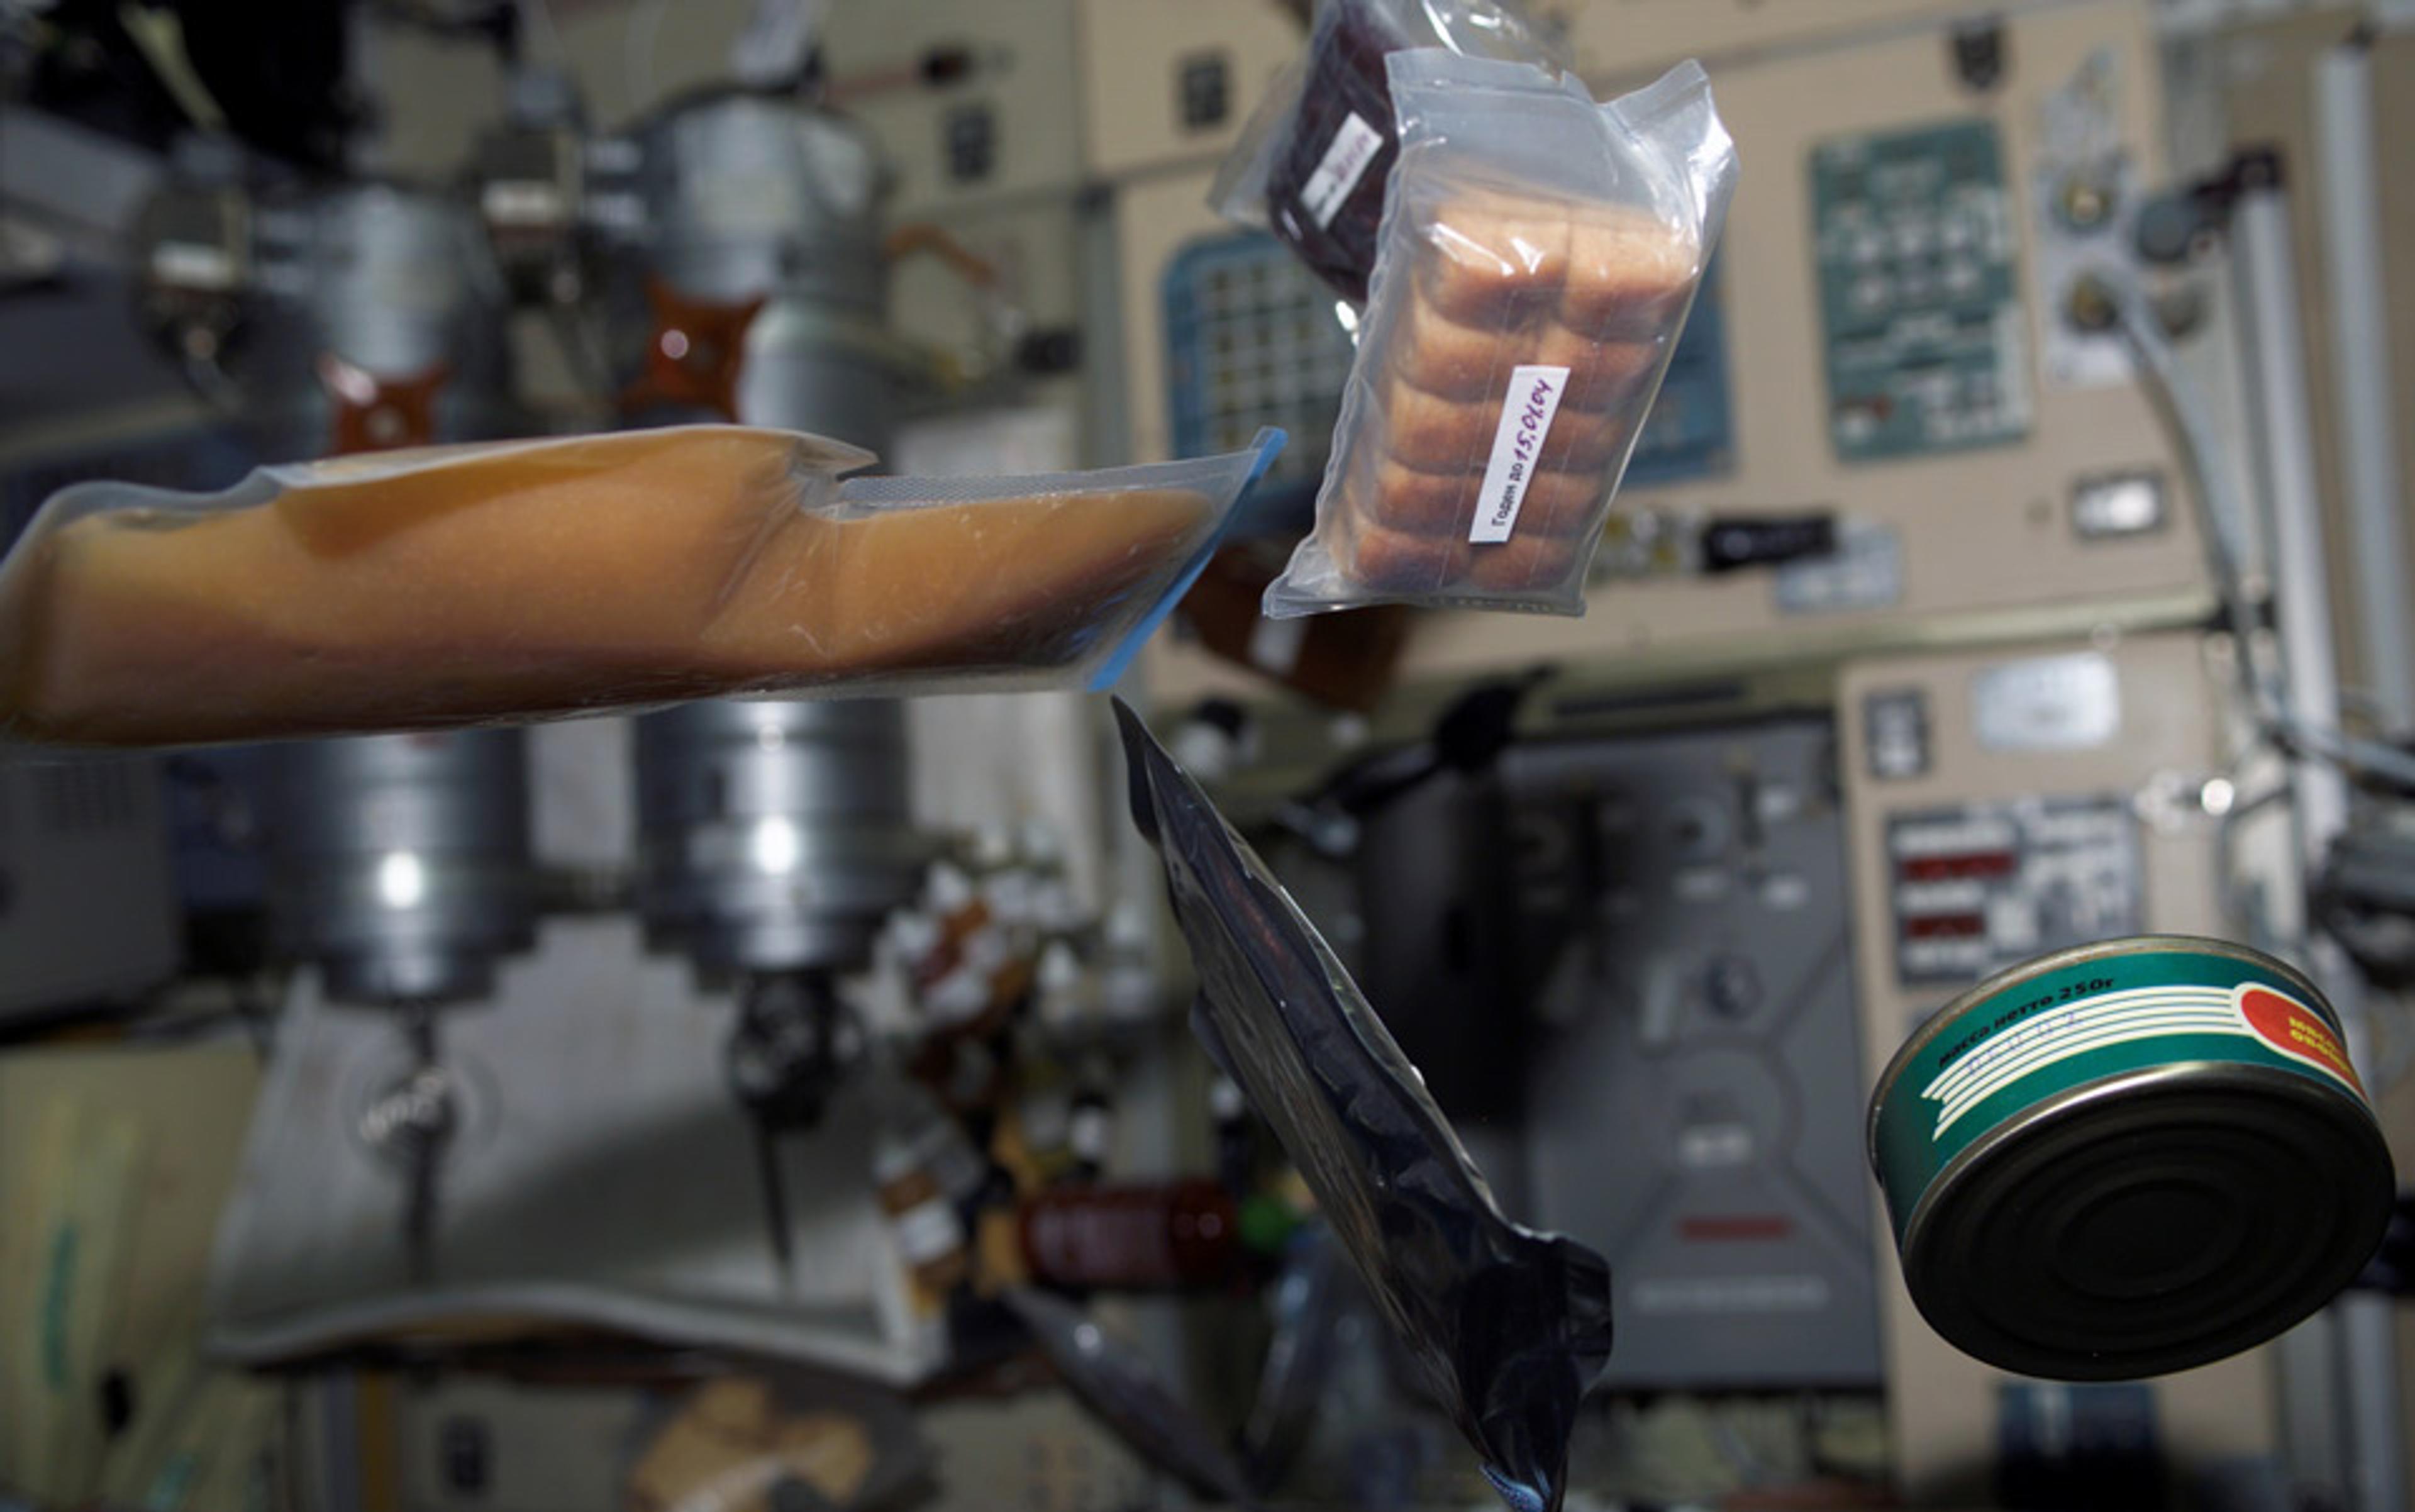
[1872,949,2373,1239]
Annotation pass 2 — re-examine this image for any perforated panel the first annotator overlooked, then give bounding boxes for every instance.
[0,757,177,1016]
[31,762,140,837]
[1162,231,1355,486]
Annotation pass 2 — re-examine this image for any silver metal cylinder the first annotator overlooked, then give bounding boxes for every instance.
[636,93,888,313]
[608,93,907,440]
[613,93,920,980]
[635,700,920,978]
[267,731,535,1005]
[227,185,534,1007]
[236,181,519,456]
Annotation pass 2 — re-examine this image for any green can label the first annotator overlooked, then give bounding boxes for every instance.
[1874,948,2367,1241]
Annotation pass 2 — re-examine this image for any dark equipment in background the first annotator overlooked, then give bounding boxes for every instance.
[1258,687,1882,1391]
[13,0,355,169]
[1498,720,1879,1389]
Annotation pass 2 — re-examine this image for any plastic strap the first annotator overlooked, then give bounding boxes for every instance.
[1086,427,1288,692]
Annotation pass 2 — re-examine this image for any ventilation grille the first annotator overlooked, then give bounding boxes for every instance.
[32,762,139,837]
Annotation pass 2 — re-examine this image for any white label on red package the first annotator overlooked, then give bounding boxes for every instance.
[891,1196,963,1264]
[1300,113,1384,230]
[1470,365,1571,543]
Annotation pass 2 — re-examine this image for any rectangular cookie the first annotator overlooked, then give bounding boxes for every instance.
[1412,186,1572,326]
[1387,294,1524,403]
[1533,323,1663,413]
[1561,204,1701,339]
[1467,531,1584,595]
[1375,381,1497,473]
[1326,498,1474,595]
[1374,377,1633,481]
[1346,449,1607,540]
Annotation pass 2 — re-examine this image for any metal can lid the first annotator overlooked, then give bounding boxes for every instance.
[1898,1060,2394,1380]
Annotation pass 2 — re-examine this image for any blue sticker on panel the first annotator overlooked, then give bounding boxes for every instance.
[1811,119,2031,461]
[1624,251,1733,486]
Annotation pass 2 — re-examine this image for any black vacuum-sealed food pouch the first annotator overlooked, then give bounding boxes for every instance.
[1113,698,1613,1512]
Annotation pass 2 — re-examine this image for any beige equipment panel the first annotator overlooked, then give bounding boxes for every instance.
[821,0,1084,214]
[1581,0,2203,642]
[1836,630,2275,1502]
[1119,1,2211,706]
[1559,0,1998,85]
[816,6,1093,458]
[1074,0,1305,178]
[888,196,1089,424]
[1113,165,1229,470]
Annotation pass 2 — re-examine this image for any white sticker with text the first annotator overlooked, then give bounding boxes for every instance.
[1470,365,1570,543]
[1299,113,1384,229]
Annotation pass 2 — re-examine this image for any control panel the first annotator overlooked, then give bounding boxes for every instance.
[1501,720,1880,1389]
[1812,120,2029,460]
[1122,1,2214,709]
[1887,795,2142,982]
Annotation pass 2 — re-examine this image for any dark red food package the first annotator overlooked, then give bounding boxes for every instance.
[1263,1,1417,303]
[1213,0,1557,306]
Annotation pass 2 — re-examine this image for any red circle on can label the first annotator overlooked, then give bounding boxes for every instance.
[2240,987,2364,1096]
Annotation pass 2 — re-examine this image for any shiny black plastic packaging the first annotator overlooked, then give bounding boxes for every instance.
[1113,699,1613,1512]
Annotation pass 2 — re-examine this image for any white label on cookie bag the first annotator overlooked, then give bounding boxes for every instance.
[1299,113,1384,229]
[1470,365,1572,543]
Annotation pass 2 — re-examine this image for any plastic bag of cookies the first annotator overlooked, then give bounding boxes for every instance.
[1263,52,1735,618]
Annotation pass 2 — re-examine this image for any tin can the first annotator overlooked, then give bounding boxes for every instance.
[1868,935,2395,1381]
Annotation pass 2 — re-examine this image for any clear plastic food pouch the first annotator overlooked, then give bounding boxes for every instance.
[0,425,1282,747]
[1263,52,1736,618]
[1113,699,1613,1512]
[1211,0,1557,305]
[1002,1287,1265,1510]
